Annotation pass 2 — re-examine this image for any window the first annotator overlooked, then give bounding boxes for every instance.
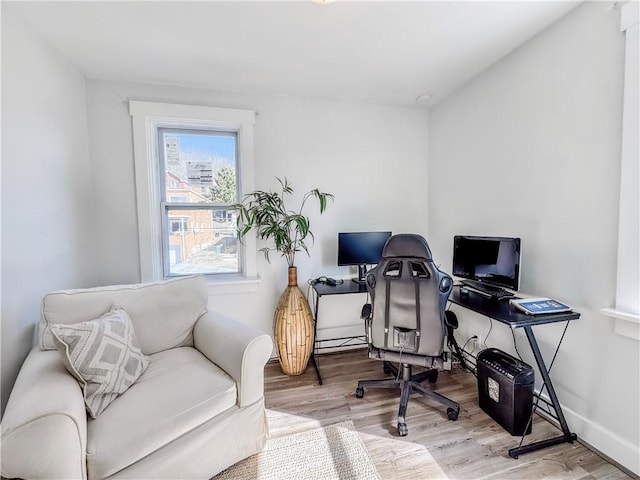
[159,128,239,276]
[169,218,188,234]
[602,2,639,340]
[129,101,257,283]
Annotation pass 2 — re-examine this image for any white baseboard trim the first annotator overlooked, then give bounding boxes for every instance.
[535,392,640,477]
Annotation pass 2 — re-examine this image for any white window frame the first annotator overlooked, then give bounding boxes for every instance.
[130,101,258,290]
[602,2,640,340]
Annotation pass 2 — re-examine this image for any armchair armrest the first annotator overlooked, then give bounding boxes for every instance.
[1,348,87,480]
[193,311,273,408]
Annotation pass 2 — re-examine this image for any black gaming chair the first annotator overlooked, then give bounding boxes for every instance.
[355,234,460,436]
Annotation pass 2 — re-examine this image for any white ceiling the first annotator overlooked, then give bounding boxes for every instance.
[4,1,580,107]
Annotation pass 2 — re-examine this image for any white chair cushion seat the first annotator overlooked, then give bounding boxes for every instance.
[86,347,237,479]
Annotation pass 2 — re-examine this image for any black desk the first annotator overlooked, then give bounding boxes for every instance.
[310,281,368,385]
[449,286,580,458]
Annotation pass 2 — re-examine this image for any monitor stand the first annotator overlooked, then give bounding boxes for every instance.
[351,264,368,284]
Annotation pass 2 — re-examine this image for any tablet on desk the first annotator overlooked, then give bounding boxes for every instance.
[510,297,572,315]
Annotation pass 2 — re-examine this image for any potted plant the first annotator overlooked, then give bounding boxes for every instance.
[233,177,334,375]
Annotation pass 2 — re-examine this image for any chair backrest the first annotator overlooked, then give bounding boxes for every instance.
[39,275,208,355]
[366,234,452,357]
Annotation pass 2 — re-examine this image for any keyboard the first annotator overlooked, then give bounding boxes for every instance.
[460,280,515,300]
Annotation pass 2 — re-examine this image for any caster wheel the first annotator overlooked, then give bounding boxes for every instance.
[397,423,408,436]
[355,386,364,399]
[428,371,439,383]
[447,407,459,421]
[383,363,392,375]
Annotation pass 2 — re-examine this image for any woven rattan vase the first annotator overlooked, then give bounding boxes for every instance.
[274,267,314,376]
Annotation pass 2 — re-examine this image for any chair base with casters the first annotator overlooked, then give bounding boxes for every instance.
[356,361,460,436]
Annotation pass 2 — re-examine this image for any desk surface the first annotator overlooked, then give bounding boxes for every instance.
[449,286,580,328]
[312,281,368,296]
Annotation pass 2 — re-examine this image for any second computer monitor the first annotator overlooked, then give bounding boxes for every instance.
[338,231,392,283]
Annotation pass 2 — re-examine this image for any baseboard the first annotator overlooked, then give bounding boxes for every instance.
[459,346,639,477]
[536,398,640,477]
[577,437,640,479]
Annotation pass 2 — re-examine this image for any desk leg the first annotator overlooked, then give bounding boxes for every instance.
[311,292,323,385]
[508,325,576,459]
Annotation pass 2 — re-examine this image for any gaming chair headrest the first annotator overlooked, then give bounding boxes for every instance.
[380,234,433,260]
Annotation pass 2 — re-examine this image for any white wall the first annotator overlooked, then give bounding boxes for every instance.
[85,79,429,343]
[6,4,635,473]
[1,10,96,414]
[428,2,638,474]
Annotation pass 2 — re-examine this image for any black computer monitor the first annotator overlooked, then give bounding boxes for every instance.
[452,235,521,290]
[338,231,392,283]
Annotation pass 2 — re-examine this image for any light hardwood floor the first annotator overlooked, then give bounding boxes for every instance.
[264,349,633,480]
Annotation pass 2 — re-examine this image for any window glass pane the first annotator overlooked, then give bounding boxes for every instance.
[160,129,237,204]
[166,208,238,276]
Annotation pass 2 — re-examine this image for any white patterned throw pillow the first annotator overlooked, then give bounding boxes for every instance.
[50,306,149,418]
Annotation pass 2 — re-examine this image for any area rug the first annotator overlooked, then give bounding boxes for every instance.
[214,420,381,480]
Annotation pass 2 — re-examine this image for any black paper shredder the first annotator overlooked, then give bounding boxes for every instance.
[477,348,534,436]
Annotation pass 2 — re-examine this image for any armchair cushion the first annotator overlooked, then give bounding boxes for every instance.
[86,347,237,479]
[50,306,149,418]
[40,275,208,355]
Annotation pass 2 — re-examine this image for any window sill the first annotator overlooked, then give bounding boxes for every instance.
[206,275,261,295]
[601,308,640,341]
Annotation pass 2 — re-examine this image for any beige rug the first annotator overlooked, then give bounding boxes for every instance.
[214,420,381,480]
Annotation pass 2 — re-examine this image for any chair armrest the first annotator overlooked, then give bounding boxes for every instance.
[1,348,87,480]
[193,311,273,407]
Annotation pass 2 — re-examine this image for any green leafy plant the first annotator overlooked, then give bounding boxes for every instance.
[233,177,334,267]
[208,166,236,203]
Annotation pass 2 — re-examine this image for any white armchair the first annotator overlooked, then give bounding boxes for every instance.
[1,275,273,479]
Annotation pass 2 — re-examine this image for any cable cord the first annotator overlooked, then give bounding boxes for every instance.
[483,319,493,349]
[459,336,478,377]
[461,336,475,352]
[305,281,318,357]
[510,327,524,361]
[306,281,316,316]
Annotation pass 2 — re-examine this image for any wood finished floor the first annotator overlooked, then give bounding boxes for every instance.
[264,349,633,480]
